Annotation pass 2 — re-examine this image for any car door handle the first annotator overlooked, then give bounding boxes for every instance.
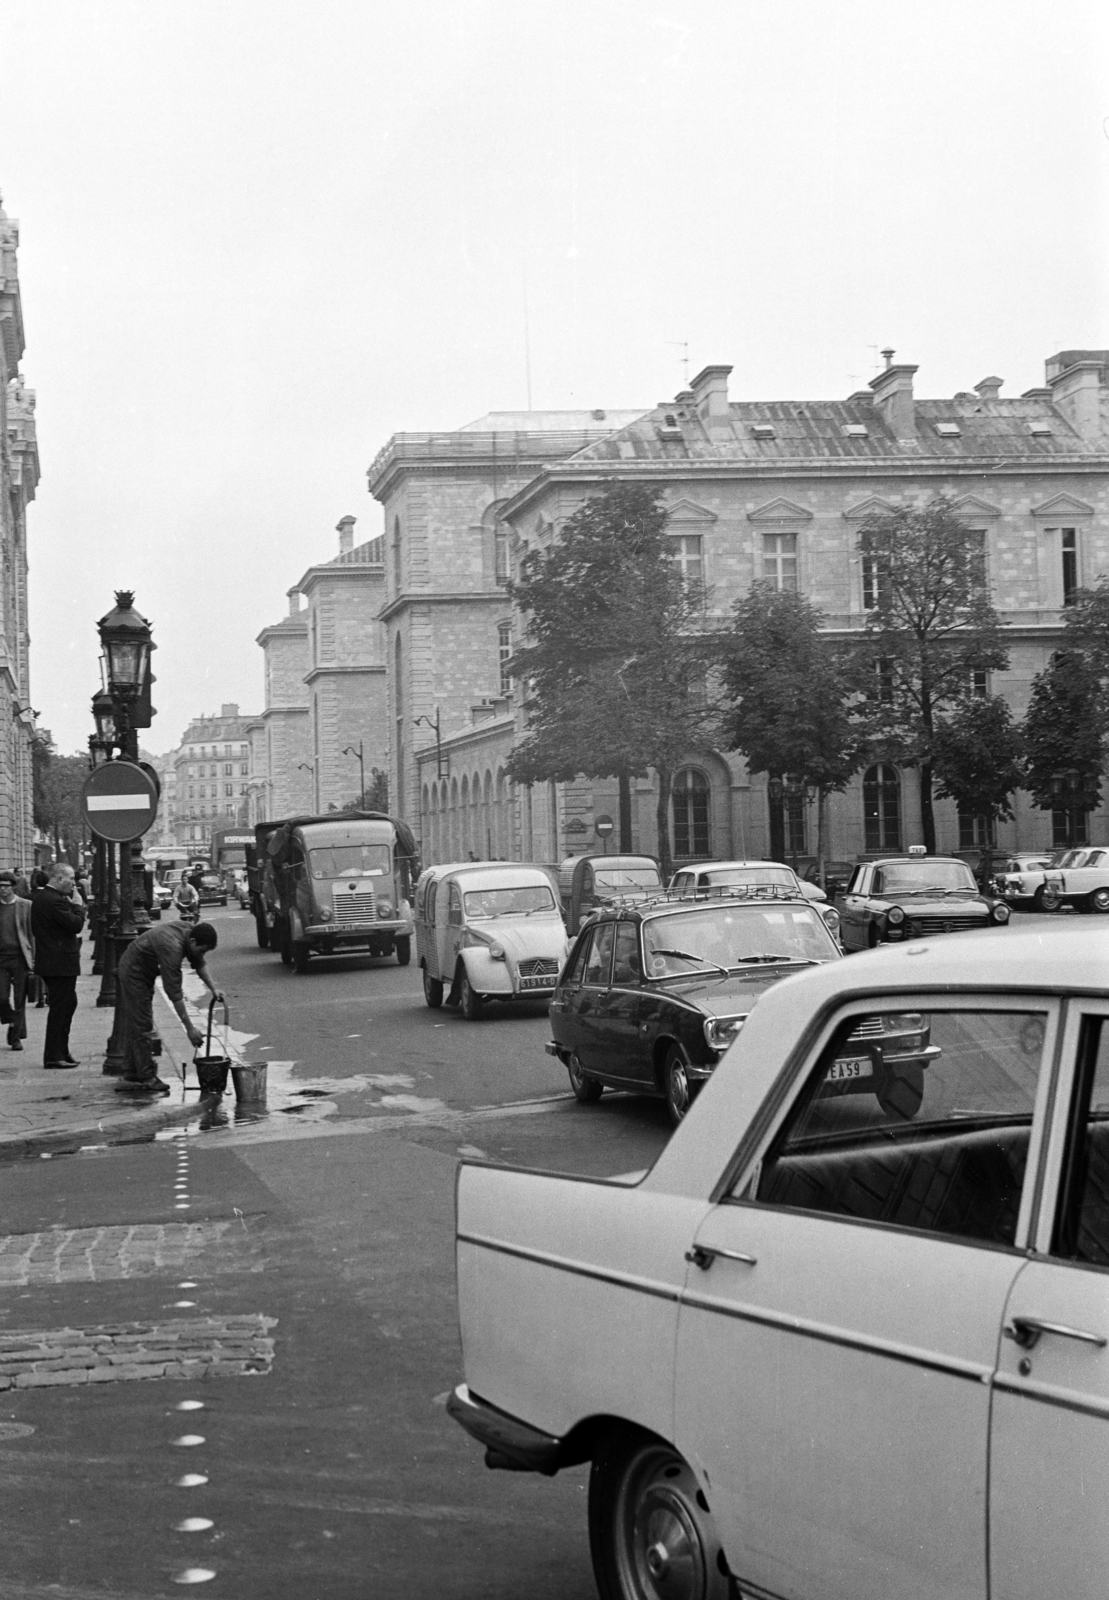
[1004,1315,1107,1351]
[685,1244,758,1271]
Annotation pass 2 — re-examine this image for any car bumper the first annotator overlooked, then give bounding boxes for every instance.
[446,1383,568,1475]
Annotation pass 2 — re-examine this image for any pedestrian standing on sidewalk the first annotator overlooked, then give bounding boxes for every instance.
[115,919,223,1095]
[30,862,86,1069]
[0,872,34,1052]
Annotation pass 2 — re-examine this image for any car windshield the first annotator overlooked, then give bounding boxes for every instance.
[593,867,661,890]
[874,862,977,895]
[642,904,837,975]
[310,845,392,879]
[464,885,556,919]
[702,867,797,888]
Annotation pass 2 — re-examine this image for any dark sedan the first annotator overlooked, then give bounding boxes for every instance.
[547,891,933,1123]
[838,853,1010,951]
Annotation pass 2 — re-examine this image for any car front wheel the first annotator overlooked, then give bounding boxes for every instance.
[423,967,443,1009]
[663,1044,696,1127]
[1034,884,1059,912]
[567,1051,603,1103]
[460,974,483,1021]
[395,935,412,967]
[589,1426,733,1600]
[1091,888,1109,914]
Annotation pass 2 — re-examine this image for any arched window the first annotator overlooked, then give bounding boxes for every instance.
[863,764,902,852]
[673,768,710,859]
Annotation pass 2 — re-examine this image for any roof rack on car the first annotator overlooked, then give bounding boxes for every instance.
[599,884,810,915]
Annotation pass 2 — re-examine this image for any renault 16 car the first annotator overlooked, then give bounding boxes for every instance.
[415,861,570,1020]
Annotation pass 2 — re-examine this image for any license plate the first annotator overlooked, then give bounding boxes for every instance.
[826,1057,868,1082]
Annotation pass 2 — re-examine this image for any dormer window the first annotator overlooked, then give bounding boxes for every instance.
[842,423,869,438]
[657,413,683,440]
[1029,420,1053,436]
[750,423,775,439]
[935,421,961,437]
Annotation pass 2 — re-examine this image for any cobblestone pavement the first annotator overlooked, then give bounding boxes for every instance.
[0,1219,264,1285]
[0,1313,277,1389]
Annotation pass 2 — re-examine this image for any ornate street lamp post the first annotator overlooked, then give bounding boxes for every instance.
[88,690,116,983]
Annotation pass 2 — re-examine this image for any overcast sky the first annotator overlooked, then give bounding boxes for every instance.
[2,0,1107,755]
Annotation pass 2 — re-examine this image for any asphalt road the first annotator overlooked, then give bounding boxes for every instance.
[0,907,674,1600]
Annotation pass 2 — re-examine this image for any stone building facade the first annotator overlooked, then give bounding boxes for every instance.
[411,352,1109,870]
[0,193,39,871]
[171,703,262,852]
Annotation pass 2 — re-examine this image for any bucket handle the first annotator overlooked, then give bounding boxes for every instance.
[193,995,231,1063]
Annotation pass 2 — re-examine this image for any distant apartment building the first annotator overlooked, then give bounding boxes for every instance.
[0,193,39,870]
[172,703,262,853]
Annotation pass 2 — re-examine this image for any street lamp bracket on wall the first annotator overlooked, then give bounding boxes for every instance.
[413,710,445,779]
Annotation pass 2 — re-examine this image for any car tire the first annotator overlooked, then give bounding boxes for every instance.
[663,1044,696,1127]
[1034,885,1059,912]
[279,920,293,967]
[460,974,484,1021]
[567,1051,603,1103]
[876,1062,924,1120]
[423,967,444,1009]
[293,943,310,974]
[255,911,270,950]
[588,1425,733,1600]
[395,935,412,967]
[867,924,880,949]
[1091,889,1109,914]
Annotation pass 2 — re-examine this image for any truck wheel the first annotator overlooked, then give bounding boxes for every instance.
[422,967,443,1009]
[589,1425,732,1600]
[567,1051,602,1103]
[255,910,270,950]
[395,935,412,967]
[279,919,293,967]
[460,974,484,1021]
[293,943,310,974]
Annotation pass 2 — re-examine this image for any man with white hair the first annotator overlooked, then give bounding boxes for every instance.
[30,862,86,1069]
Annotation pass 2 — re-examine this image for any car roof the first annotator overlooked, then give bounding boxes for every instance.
[418,862,553,891]
[869,855,969,867]
[589,886,814,922]
[673,860,796,873]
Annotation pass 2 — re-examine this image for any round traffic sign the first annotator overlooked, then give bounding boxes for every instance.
[594,813,615,838]
[81,760,159,843]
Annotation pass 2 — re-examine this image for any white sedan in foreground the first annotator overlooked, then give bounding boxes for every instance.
[448,923,1109,1600]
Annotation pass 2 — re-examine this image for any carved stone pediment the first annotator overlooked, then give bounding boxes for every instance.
[842,495,901,520]
[1030,492,1095,519]
[747,497,812,523]
[665,498,718,524]
[951,493,1002,519]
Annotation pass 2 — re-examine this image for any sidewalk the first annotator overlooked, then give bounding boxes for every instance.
[0,971,203,1159]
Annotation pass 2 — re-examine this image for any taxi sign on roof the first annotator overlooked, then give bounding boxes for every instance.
[81,760,159,843]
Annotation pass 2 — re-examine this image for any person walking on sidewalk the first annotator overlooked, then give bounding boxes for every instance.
[115,920,224,1095]
[0,872,34,1052]
[30,862,86,1069]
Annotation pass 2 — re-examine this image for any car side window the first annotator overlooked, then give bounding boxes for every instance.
[1053,1017,1109,1268]
[612,922,641,985]
[583,922,615,986]
[447,883,463,926]
[749,1006,1049,1249]
[563,931,592,987]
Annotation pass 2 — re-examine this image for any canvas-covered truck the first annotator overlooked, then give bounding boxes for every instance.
[260,812,419,973]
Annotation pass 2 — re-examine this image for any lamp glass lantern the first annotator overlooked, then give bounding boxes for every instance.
[97,590,152,695]
[92,690,116,745]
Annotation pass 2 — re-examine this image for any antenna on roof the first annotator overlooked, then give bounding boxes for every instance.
[667,341,690,385]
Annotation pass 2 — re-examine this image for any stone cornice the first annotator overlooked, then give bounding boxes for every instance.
[377,590,511,624]
[261,705,309,719]
[256,619,308,646]
[304,664,387,685]
[297,562,385,595]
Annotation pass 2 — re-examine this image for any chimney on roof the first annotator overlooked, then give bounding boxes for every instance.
[868,352,918,442]
[287,588,300,617]
[337,515,356,554]
[974,376,1003,400]
[1044,350,1109,442]
[689,365,733,424]
[220,703,239,718]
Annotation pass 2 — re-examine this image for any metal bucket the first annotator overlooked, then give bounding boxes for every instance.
[230,1062,267,1104]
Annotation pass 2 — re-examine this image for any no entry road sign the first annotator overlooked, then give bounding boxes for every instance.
[81,760,159,843]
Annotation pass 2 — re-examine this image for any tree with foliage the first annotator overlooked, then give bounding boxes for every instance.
[340,769,389,814]
[720,584,869,877]
[1022,651,1105,847]
[32,736,89,865]
[857,494,1009,853]
[931,696,1026,880]
[507,482,721,878]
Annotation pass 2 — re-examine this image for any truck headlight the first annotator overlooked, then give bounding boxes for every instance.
[319,908,332,921]
[703,1015,746,1053]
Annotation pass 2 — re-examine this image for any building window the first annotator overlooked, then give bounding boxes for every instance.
[224,784,233,797]
[970,668,988,698]
[673,768,710,859]
[1053,808,1089,847]
[967,530,988,594]
[872,657,894,704]
[863,764,902,852]
[223,763,232,776]
[763,533,798,592]
[669,533,704,590]
[786,792,806,855]
[498,621,513,696]
[958,812,996,849]
[862,553,888,610]
[1061,528,1078,603]
[494,521,510,585]
[240,763,248,775]
[224,744,233,757]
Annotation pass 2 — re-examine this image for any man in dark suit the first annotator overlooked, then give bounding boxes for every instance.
[30,862,86,1069]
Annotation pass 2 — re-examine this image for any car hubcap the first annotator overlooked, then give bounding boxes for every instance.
[617,1448,727,1600]
[669,1064,688,1117]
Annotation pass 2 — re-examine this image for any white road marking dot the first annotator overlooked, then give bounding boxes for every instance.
[346,1034,361,1038]
[178,1281,197,1289]
[176,1474,208,1487]
[173,1435,205,1447]
[174,1301,197,1308]
[176,1401,205,1411]
[175,1518,215,1533]
[173,1570,216,1584]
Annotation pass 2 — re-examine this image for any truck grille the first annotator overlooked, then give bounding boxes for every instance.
[333,891,375,925]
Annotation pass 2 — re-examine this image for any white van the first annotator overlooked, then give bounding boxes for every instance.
[414,862,569,1020]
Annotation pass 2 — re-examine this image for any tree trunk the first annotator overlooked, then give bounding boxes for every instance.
[816,788,828,890]
[919,760,937,854]
[618,771,633,853]
[655,767,673,883]
[767,773,785,862]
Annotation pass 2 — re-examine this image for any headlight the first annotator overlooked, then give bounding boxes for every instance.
[376,901,394,918]
[488,942,506,961]
[319,908,332,921]
[991,902,1011,924]
[886,906,906,926]
[882,1012,923,1031]
[703,1015,746,1053]
[821,906,840,932]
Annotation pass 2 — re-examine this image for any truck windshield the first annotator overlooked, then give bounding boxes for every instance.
[310,845,392,879]
[464,885,556,918]
[593,867,660,890]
